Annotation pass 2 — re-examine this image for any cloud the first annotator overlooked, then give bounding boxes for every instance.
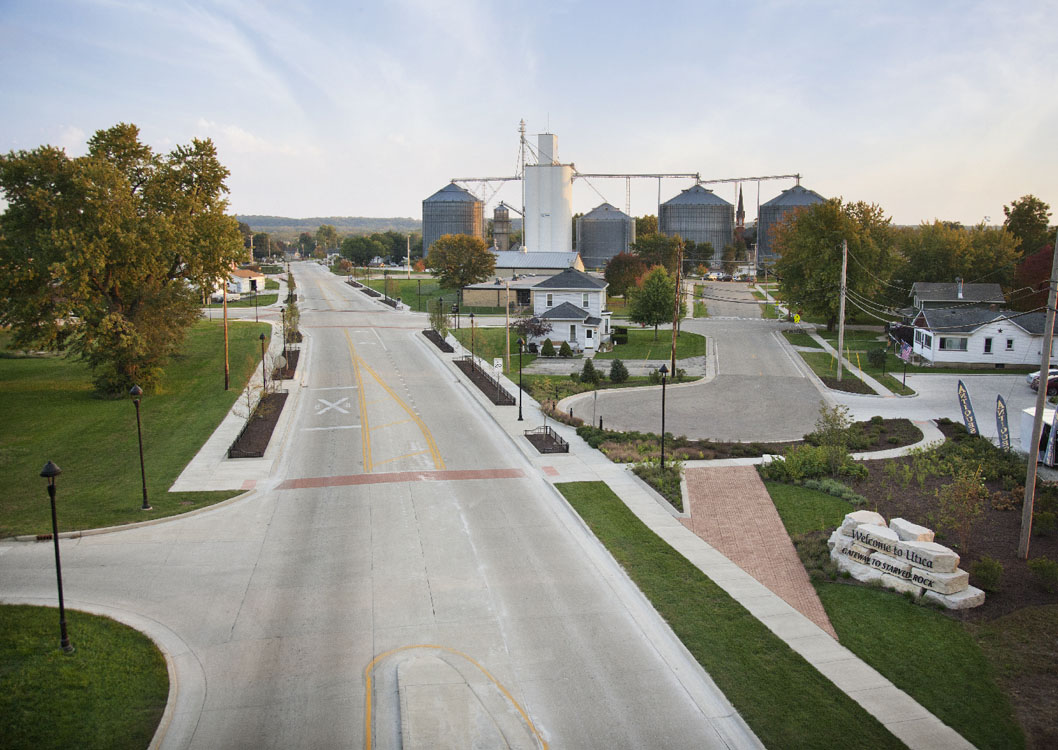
[194,119,321,157]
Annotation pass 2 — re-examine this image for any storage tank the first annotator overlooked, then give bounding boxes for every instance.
[757,184,826,263]
[492,204,511,251]
[524,133,574,254]
[577,202,635,270]
[659,185,733,265]
[422,183,484,255]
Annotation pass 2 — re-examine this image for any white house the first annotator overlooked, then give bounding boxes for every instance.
[911,307,1052,366]
[910,281,1005,310]
[227,268,266,295]
[529,267,611,352]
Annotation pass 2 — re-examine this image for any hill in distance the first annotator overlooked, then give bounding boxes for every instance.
[238,215,422,242]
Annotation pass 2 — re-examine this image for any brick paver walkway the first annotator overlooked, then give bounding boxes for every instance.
[682,465,837,638]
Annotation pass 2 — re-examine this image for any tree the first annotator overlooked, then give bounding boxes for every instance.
[773,198,894,331]
[512,311,552,341]
[609,358,629,384]
[889,221,1021,299]
[297,232,316,257]
[604,252,647,298]
[721,239,748,275]
[632,233,682,273]
[315,224,339,254]
[342,234,386,266]
[0,122,244,392]
[425,234,495,289]
[1012,244,1056,311]
[936,466,988,554]
[635,215,658,236]
[1004,195,1051,254]
[580,357,600,385]
[252,232,271,259]
[685,239,715,269]
[629,265,678,339]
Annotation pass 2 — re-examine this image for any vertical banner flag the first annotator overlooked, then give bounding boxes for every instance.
[1046,406,1058,467]
[957,380,979,435]
[899,341,912,362]
[996,395,1011,451]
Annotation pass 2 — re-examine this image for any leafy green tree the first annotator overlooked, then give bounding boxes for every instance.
[1003,195,1051,254]
[604,252,647,297]
[609,358,629,384]
[773,199,894,331]
[888,221,1020,298]
[426,234,495,289]
[721,239,748,275]
[635,215,658,236]
[297,231,316,257]
[580,357,600,385]
[629,265,678,339]
[342,234,386,266]
[252,232,271,259]
[632,233,682,273]
[315,224,339,254]
[685,239,715,269]
[559,340,573,358]
[0,122,244,392]
[541,339,556,357]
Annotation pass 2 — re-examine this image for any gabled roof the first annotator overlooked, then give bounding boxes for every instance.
[915,307,1046,335]
[492,250,581,269]
[532,266,607,290]
[231,268,265,279]
[539,302,590,321]
[910,282,1005,304]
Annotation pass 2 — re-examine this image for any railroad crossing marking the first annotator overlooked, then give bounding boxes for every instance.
[316,397,350,415]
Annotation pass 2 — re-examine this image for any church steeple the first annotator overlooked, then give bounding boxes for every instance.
[735,185,746,241]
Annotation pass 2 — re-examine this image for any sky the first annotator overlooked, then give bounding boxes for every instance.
[2,0,1056,226]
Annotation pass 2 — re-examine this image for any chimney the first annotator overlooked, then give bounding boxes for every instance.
[956,277,963,299]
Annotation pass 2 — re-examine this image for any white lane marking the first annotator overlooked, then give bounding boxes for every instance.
[371,327,388,352]
[301,425,363,432]
[308,386,359,391]
[316,397,351,415]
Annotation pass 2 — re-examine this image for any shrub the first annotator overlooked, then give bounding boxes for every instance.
[580,358,601,385]
[936,466,988,554]
[570,372,580,382]
[971,556,1003,592]
[1034,511,1057,536]
[869,414,885,425]
[559,340,573,358]
[1027,557,1058,593]
[648,368,661,385]
[887,436,901,445]
[801,478,868,506]
[609,358,629,384]
[541,339,556,357]
[991,489,1021,512]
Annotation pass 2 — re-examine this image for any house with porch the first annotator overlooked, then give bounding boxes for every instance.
[909,280,1005,310]
[911,307,1051,367]
[528,267,611,353]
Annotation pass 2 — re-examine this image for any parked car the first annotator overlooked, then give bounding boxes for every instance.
[1027,368,1058,385]
[1030,374,1058,396]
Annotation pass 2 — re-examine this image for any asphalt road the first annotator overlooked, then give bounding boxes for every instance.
[1,263,750,748]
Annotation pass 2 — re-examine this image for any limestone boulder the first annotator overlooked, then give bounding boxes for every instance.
[890,518,935,542]
[869,552,912,579]
[839,510,887,536]
[851,525,900,556]
[896,540,960,573]
[923,586,985,610]
[908,567,969,595]
[880,572,924,598]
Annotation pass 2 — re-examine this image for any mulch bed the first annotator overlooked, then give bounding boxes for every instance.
[525,431,569,454]
[454,359,515,405]
[273,349,300,379]
[360,287,381,298]
[228,392,288,458]
[821,375,877,394]
[381,298,398,308]
[422,329,454,353]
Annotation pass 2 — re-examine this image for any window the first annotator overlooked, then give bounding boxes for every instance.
[546,293,553,307]
[984,338,992,354]
[915,330,922,345]
[586,328,593,341]
[582,293,590,309]
[569,324,577,341]
[923,333,932,348]
[517,289,530,306]
[1007,339,1014,351]
[939,337,968,351]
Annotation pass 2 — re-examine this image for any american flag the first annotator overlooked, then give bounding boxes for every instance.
[899,342,912,362]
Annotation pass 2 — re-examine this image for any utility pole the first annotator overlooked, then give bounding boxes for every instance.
[1020,246,1058,558]
[836,239,848,382]
[670,240,684,375]
[406,235,411,279]
[223,279,230,391]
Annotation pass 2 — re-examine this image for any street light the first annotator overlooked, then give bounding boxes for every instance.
[40,461,74,653]
[658,364,669,467]
[452,303,460,329]
[417,278,422,312]
[280,306,287,362]
[517,338,524,421]
[129,385,151,511]
[469,312,476,366]
[259,333,268,393]
[383,269,389,303]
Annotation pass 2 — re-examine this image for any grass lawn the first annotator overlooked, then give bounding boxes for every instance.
[693,301,708,318]
[450,327,537,373]
[782,331,822,348]
[799,351,878,395]
[0,604,169,750]
[359,277,513,315]
[765,481,854,536]
[555,481,903,749]
[207,293,278,308]
[0,320,270,536]
[594,328,705,360]
[520,372,677,404]
[265,279,280,290]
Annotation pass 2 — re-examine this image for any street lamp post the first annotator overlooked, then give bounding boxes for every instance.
[383,269,389,303]
[259,333,268,393]
[254,280,259,323]
[469,312,476,367]
[417,279,422,312]
[517,338,524,421]
[280,306,287,362]
[129,385,151,510]
[658,364,669,467]
[40,461,74,653]
[452,303,460,329]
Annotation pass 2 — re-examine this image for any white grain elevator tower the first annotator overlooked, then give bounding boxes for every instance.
[524,133,574,254]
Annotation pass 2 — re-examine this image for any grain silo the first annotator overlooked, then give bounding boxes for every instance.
[659,185,733,265]
[577,202,635,270]
[757,184,826,263]
[422,183,484,255]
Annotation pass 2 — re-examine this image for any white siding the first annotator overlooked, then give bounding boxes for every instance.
[914,321,1047,365]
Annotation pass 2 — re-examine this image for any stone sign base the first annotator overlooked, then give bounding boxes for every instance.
[828,511,984,610]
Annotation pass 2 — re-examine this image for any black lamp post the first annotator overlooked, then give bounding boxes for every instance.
[383,269,389,303]
[469,312,476,367]
[129,385,151,510]
[253,280,259,323]
[517,338,524,421]
[280,306,287,361]
[40,461,74,653]
[417,279,422,312]
[259,333,268,392]
[452,303,460,329]
[658,364,669,467]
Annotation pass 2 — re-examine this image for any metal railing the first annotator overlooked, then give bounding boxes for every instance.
[458,355,515,405]
[523,425,569,453]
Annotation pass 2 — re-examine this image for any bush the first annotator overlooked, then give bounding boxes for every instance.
[1027,557,1058,593]
[869,414,885,425]
[801,478,868,506]
[612,333,628,345]
[580,357,601,385]
[936,466,988,554]
[541,339,556,357]
[867,349,887,369]
[559,340,573,358]
[1034,511,1057,536]
[609,358,629,384]
[971,556,1004,592]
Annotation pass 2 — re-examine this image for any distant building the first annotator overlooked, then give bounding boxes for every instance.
[576,203,635,270]
[529,267,611,353]
[910,281,1005,310]
[757,184,826,263]
[659,185,734,266]
[422,183,484,256]
[490,249,584,278]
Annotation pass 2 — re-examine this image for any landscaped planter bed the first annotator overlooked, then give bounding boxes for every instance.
[228,391,288,458]
[422,329,454,353]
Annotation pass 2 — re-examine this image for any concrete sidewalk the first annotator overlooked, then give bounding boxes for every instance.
[809,330,897,397]
[445,344,974,750]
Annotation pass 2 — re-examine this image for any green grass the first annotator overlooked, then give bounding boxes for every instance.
[450,327,537,373]
[594,328,705,360]
[799,351,877,394]
[0,320,270,536]
[801,337,917,395]
[360,278,511,314]
[0,604,169,750]
[521,373,672,403]
[207,293,278,308]
[693,301,709,318]
[782,331,822,348]
[555,481,903,749]
[818,585,1024,750]
[765,482,854,536]
[265,279,280,290]
[817,329,885,345]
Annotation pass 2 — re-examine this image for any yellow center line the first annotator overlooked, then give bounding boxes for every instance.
[344,330,372,472]
[364,644,548,750]
[317,280,338,310]
[370,418,413,432]
[373,449,430,467]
